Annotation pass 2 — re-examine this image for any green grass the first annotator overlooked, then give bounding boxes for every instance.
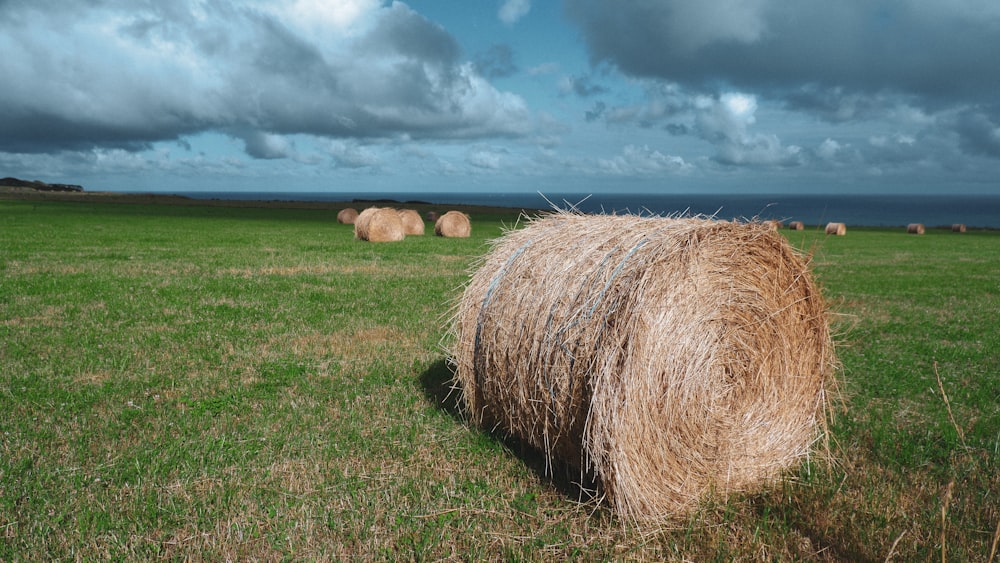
[1,200,997,560]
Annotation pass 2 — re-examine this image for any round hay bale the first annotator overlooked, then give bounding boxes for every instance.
[426,211,440,223]
[951,223,966,233]
[449,213,835,523]
[788,221,805,231]
[765,220,783,231]
[435,211,472,238]
[336,207,359,225]
[907,223,925,235]
[354,207,405,242]
[825,222,847,236]
[397,209,425,236]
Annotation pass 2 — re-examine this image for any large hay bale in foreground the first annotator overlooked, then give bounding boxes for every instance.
[435,211,471,238]
[449,213,835,523]
[907,223,925,235]
[397,209,425,235]
[337,207,359,225]
[825,222,847,236]
[952,223,966,233]
[354,207,405,242]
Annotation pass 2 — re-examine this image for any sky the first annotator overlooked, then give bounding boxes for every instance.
[1,0,999,196]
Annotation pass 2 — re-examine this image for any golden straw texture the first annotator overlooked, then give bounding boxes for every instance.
[337,207,359,225]
[449,213,835,523]
[435,211,472,238]
[825,222,847,235]
[354,207,406,242]
[397,209,426,235]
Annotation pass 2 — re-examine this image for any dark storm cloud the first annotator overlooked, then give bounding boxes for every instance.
[0,0,530,156]
[563,1,1000,105]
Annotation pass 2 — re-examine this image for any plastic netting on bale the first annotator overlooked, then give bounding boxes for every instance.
[448,213,837,524]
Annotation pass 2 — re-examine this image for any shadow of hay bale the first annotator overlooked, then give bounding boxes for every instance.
[418,358,602,503]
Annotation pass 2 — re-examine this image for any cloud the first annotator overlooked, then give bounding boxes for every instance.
[559,74,608,98]
[693,93,802,167]
[0,0,533,157]
[239,131,295,160]
[565,1,1000,101]
[467,147,505,169]
[597,144,691,176]
[498,0,531,25]
[327,140,379,168]
[952,109,1000,159]
[474,44,518,79]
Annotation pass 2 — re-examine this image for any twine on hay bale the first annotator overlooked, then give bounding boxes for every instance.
[907,223,925,235]
[397,209,425,235]
[788,221,805,231]
[448,213,836,523]
[354,207,406,242]
[825,222,847,236]
[337,207,359,225]
[435,211,472,238]
[951,223,966,233]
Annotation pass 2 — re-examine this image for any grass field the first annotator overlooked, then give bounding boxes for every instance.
[1,198,997,561]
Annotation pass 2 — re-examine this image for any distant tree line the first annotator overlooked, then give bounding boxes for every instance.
[0,177,83,192]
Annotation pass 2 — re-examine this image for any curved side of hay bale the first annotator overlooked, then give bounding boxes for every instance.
[907,223,925,235]
[825,222,847,236]
[354,207,406,242]
[337,207,359,225]
[397,209,425,236]
[951,223,966,233]
[435,211,472,238]
[788,221,805,231]
[449,214,835,523]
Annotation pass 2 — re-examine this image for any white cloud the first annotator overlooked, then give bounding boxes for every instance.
[498,0,531,25]
[598,144,691,175]
[467,148,504,169]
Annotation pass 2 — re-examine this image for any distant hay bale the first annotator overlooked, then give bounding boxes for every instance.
[397,209,425,236]
[426,211,440,223]
[788,221,805,231]
[765,220,783,231]
[825,222,847,236]
[336,207,359,225]
[354,207,405,242]
[952,223,966,233]
[449,213,836,523]
[435,211,472,238]
[907,223,925,235]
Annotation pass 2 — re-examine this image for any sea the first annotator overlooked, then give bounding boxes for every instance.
[171,191,1000,229]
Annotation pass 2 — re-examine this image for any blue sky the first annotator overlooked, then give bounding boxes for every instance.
[1,0,999,196]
